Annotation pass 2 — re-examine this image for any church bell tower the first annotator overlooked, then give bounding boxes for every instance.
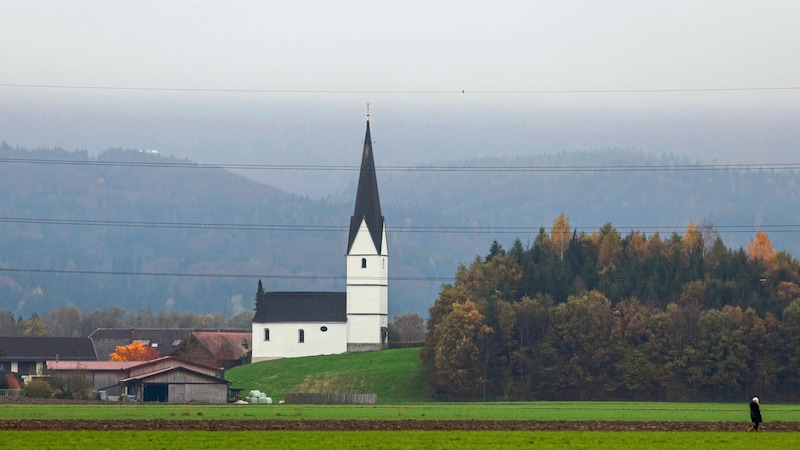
[346,110,388,352]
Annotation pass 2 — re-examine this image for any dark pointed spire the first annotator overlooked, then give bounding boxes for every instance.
[348,115,384,253]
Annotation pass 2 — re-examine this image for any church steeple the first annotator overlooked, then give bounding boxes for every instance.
[346,111,388,352]
[347,115,384,254]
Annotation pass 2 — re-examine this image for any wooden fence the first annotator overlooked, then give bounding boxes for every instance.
[284,393,377,405]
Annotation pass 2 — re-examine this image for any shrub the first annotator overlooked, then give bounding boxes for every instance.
[51,372,91,399]
[24,378,53,398]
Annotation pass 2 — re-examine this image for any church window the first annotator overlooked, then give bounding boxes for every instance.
[264,328,270,341]
[298,329,305,343]
[320,326,328,332]
[361,258,367,268]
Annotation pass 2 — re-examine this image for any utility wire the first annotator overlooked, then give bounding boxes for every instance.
[2,157,800,172]
[2,83,800,95]
[1,216,799,235]
[0,267,451,282]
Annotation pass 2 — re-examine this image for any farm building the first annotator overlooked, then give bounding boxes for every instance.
[89,328,191,361]
[48,356,230,403]
[0,337,96,381]
[89,328,250,369]
[171,330,251,369]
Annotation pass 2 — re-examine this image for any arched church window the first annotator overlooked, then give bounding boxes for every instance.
[298,329,305,343]
[361,258,367,268]
[264,328,270,341]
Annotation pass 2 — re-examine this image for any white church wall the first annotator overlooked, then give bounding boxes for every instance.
[347,221,382,256]
[346,285,388,314]
[347,314,385,351]
[251,322,347,362]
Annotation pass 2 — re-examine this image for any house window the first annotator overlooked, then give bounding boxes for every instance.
[361,258,367,268]
[264,328,270,341]
[298,329,305,343]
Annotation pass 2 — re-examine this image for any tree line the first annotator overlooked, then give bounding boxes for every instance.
[421,214,800,402]
[0,305,255,338]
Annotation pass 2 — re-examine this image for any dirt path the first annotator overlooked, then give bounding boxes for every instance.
[2,419,799,432]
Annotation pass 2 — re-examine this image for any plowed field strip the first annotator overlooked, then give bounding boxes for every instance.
[2,419,799,431]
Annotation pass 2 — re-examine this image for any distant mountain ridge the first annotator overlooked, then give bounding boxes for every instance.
[1,141,798,318]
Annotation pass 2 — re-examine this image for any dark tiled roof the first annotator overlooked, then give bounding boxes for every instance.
[0,337,97,361]
[253,291,346,323]
[89,328,193,361]
[190,331,251,358]
[348,119,385,254]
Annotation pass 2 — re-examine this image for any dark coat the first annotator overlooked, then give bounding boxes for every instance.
[750,401,762,423]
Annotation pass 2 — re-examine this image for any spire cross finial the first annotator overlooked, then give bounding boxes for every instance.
[366,102,370,121]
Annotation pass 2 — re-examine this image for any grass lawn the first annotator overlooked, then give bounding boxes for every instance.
[225,347,429,403]
[2,401,800,422]
[1,430,794,449]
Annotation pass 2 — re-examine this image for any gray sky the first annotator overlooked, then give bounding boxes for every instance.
[2,1,799,196]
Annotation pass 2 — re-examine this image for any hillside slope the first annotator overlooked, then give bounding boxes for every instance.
[225,348,428,403]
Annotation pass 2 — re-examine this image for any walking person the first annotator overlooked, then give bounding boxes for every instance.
[749,396,762,431]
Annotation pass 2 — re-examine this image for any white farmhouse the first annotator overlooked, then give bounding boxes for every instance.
[251,116,388,361]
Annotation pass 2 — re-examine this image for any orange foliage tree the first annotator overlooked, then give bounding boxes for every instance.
[109,340,161,361]
[550,212,572,260]
[747,230,776,270]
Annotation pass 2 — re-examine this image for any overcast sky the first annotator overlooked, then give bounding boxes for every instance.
[2,1,799,196]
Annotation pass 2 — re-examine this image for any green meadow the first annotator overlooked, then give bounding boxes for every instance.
[1,430,796,450]
[2,401,799,422]
[225,347,429,403]
[4,348,798,449]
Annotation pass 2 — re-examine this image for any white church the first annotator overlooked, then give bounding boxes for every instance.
[250,115,388,362]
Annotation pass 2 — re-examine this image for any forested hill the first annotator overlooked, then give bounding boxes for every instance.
[0,143,350,317]
[378,150,800,256]
[1,141,799,319]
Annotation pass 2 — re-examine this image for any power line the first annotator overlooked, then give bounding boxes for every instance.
[0,267,451,282]
[2,157,800,172]
[2,83,800,95]
[1,216,799,235]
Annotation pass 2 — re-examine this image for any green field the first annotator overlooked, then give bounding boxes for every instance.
[0,430,795,450]
[225,347,429,403]
[2,401,799,422]
[5,348,798,449]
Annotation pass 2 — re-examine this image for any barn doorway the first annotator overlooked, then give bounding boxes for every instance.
[143,383,168,402]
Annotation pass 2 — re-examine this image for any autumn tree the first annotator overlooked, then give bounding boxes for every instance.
[684,221,703,257]
[0,309,24,337]
[596,222,622,276]
[551,212,571,260]
[429,300,491,400]
[624,231,649,261]
[779,299,800,392]
[44,306,82,337]
[548,290,616,400]
[24,313,48,337]
[110,340,161,361]
[388,313,425,343]
[611,299,656,396]
[227,310,255,329]
[747,230,776,270]
[684,308,748,400]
